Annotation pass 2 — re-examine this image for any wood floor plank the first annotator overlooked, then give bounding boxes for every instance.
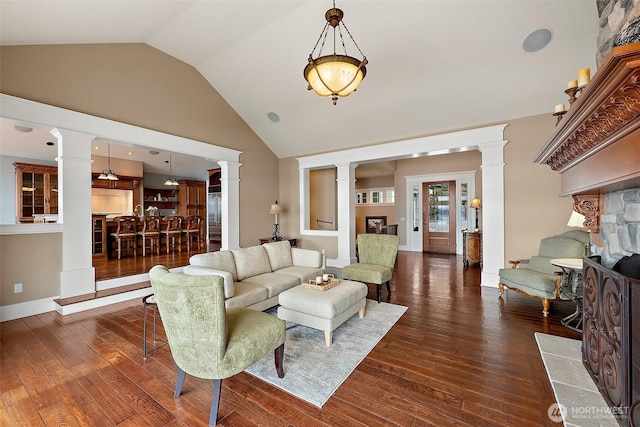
[2,252,583,426]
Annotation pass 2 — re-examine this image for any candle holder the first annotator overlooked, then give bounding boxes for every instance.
[565,86,579,107]
[553,110,567,126]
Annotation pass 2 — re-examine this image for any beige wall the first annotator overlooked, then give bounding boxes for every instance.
[0,43,279,247]
[279,114,578,262]
[310,168,337,230]
[0,233,62,305]
[503,114,575,261]
[0,43,578,308]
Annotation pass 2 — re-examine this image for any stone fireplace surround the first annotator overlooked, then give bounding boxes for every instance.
[535,41,640,426]
[600,188,640,269]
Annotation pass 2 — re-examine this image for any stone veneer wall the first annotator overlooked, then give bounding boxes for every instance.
[600,188,640,268]
[596,0,640,66]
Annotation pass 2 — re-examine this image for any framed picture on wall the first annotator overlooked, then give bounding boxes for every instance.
[365,216,387,233]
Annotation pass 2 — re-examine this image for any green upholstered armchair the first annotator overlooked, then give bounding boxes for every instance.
[498,230,590,317]
[149,265,286,426]
[342,234,400,303]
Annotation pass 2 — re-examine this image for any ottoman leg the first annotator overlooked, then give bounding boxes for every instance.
[324,331,332,347]
[359,306,366,318]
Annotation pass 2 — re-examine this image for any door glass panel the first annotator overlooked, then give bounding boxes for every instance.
[460,183,468,231]
[428,183,449,232]
[412,184,419,231]
[50,173,59,214]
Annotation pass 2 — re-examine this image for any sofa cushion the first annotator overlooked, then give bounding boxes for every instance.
[189,251,238,282]
[262,240,293,271]
[183,265,235,298]
[538,236,586,259]
[274,266,324,284]
[231,246,272,281]
[498,267,558,299]
[241,272,299,298]
[342,263,393,284]
[224,281,269,309]
[527,255,560,276]
[291,247,323,268]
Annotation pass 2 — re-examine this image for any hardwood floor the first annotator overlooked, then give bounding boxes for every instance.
[94,242,220,281]
[1,251,580,426]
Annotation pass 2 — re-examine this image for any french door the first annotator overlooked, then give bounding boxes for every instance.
[422,181,457,253]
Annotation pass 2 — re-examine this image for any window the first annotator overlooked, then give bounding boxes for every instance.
[355,187,394,205]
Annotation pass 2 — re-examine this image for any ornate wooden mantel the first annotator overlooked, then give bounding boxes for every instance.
[534,41,640,233]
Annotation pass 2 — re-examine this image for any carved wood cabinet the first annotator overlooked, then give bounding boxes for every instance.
[14,162,58,223]
[582,256,640,426]
[462,231,482,267]
[178,180,206,218]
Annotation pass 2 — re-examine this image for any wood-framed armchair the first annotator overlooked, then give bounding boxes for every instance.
[498,230,590,316]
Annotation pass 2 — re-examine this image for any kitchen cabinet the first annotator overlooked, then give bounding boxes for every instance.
[14,162,58,223]
[92,215,107,259]
[91,174,141,190]
[178,180,206,218]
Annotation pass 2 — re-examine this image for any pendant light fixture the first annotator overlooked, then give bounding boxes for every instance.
[164,154,179,186]
[97,143,119,180]
[304,0,368,105]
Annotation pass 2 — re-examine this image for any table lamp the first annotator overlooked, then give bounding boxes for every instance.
[269,201,284,241]
[470,197,482,231]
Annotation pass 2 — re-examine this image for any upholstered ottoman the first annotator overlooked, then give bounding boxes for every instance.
[277,280,367,346]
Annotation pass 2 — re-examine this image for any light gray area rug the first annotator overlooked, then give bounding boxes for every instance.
[245,299,407,407]
[535,333,618,427]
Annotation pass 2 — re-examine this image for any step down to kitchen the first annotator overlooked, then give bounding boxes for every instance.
[54,281,152,315]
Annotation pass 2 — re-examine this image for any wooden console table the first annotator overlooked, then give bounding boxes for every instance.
[259,237,297,247]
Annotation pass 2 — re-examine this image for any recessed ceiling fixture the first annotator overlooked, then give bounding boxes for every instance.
[164,154,179,186]
[97,143,119,181]
[522,28,553,53]
[14,125,33,133]
[267,112,280,123]
[304,0,368,105]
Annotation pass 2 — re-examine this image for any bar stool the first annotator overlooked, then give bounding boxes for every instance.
[142,294,167,359]
[160,216,182,254]
[110,215,138,259]
[137,216,161,256]
[181,215,202,251]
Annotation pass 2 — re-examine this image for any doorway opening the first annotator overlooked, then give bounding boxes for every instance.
[423,181,457,253]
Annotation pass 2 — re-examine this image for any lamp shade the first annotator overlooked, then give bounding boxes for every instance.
[470,198,482,209]
[567,210,586,228]
[304,55,367,98]
[269,203,284,215]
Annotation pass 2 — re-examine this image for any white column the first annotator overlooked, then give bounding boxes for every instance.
[53,128,96,298]
[479,141,507,288]
[335,162,358,267]
[217,160,241,250]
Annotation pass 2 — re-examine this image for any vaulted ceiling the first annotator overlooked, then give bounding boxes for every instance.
[1,1,599,164]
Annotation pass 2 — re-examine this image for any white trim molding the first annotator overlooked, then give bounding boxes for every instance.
[1,94,243,303]
[297,124,508,286]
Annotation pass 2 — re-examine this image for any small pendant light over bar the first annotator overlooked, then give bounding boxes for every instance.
[164,153,179,186]
[97,142,118,180]
[304,1,368,105]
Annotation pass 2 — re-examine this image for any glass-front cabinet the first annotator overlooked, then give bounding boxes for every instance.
[14,162,58,223]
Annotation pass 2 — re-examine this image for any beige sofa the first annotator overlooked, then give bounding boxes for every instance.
[183,240,325,311]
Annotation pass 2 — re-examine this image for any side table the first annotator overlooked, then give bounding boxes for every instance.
[551,258,583,332]
[259,237,297,247]
[462,231,482,268]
